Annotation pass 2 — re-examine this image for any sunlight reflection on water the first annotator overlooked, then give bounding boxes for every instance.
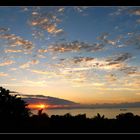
[31,107,140,118]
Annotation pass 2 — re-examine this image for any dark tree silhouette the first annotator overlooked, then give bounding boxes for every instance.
[0,87,31,121]
[116,112,135,121]
[93,113,105,120]
[38,109,43,116]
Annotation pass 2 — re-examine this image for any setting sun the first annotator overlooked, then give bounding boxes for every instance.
[36,104,46,109]
[27,103,47,109]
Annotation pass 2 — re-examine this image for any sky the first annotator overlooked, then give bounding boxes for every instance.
[0,6,140,104]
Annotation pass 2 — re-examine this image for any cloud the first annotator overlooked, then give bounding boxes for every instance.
[105,74,117,82]
[32,11,39,16]
[97,32,110,40]
[104,39,116,46]
[0,60,15,67]
[92,83,105,86]
[124,33,140,49]
[59,53,131,72]
[4,49,23,53]
[63,67,92,72]
[22,80,47,87]
[48,41,104,53]
[106,53,132,64]
[65,56,95,64]
[0,33,34,50]
[58,7,65,12]
[120,66,138,75]
[38,49,48,53]
[126,81,140,89]
[10,78,17,81]
[29,9,64,37]
[97,32,122,46]
[57,54,131,76]
[30,69,53,75]
[0,27,10,33]
[44,25,64,36]
[36,54,46,58]
[94,53,132,71]
[20,63,30,69]
[19,60,39,69]
[109,7,130,16]
[30,60,39,65]
[130,8,140,16]
[10,68,17,71]
[136,19,140,23]
[0,72,8,77]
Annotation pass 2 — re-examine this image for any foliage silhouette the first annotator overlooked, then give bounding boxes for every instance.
[0,87,31,119]
[93,113,105,120]
[0,87,31,132]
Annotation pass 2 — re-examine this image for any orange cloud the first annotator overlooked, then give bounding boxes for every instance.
[0,72,8,77]
[0,60,15,67]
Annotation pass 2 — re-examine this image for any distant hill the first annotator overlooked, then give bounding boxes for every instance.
[21,94,79,107]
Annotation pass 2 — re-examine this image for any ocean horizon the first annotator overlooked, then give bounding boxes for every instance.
[31,107,140,119]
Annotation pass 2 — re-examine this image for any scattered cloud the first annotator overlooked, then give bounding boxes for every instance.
[58,53,133,72]
[0,60,15,67]
[38,49,48,53]
[30,69,54,75]
[0,72,8,77]
[0,27,10,32]
[0,33,34,50]
[4,49,23,53]
[136,19,140,23]
[106,53,132,64]
[105,74,117,82]
[48,41,104,53]
[130,8,140,16]
[22,80,47,87]
[120,66,138,75]
[29,8,64,37]
[19,60,39,69]
[124,32,140,49]
[10,68,17,71]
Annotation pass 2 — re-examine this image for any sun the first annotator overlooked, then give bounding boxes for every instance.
[36,104,46,109]
[27,103,47,109]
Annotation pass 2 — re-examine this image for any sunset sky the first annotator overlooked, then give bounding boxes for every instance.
[0,6,140,104]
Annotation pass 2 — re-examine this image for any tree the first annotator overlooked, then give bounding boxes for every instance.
[116,112,134,120]
[93,113,105,120]
[0,87,31,121]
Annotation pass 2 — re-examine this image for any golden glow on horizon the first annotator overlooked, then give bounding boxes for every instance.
[27,103,74,109]
[36,104,46,109]
[28,103,47,109]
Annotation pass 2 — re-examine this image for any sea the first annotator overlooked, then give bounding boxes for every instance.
[31,107,140,119]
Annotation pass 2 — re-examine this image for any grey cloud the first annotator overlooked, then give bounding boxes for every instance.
[120,66,138,75]
[124,33,140,49]
[0,33,34,50]
[106,53,132,65]
[72,57,95,64]
[0,27,10,33]
[97,32,110,40]
[48,41,104,53]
